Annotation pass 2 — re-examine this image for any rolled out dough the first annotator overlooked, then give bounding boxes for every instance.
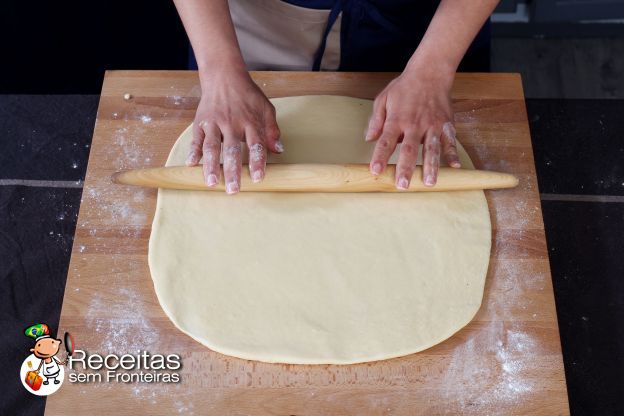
[148,95,491,364]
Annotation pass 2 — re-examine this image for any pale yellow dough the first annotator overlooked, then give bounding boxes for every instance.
[148,95,491,364]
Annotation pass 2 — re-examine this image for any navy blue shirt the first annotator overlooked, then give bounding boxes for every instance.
[282,0,335,9]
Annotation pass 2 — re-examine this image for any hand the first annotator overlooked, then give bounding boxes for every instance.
[365,68,461,189]
[186,69,283,194]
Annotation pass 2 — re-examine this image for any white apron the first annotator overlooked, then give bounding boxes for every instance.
[228,0,341,70]
[42,358,60,377]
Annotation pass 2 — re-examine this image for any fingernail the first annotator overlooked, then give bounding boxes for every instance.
[397,177,409,190]
[251,170,263,183]
[275,140,285,153]
[425,174,435,186]
[451,161,461,168]
[206,174,218,187]
[371,162,383,175]
[226,182,239,194]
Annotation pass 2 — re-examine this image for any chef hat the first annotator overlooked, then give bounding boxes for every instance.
[25,323,51,341]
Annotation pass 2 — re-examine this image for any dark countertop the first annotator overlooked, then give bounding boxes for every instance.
[528,99,624,415]
[1,95,623,416]
[0,95,97,416]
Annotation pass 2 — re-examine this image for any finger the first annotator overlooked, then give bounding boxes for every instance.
[222,130,242,194]
[422,128,441,187]
[442,121,461,168]
[263,108,284,153]
[187,120,206,166]
[365,95,387,142]
[246,127,267,183]
[201,122,222,187]
[394,130,421,190]
[369,125,400,176]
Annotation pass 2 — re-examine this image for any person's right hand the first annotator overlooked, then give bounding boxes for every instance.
[186,69,283,194]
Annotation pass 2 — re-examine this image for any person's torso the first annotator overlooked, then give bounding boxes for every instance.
[225,0,488,72]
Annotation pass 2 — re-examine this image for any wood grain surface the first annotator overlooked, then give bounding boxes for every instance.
[46,71,569,415]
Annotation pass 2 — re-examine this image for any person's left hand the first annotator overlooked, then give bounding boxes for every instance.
[366,68,462,189]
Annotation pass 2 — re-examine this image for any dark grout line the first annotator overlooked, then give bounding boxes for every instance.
[541,193,624,203]
[0,179,83,188]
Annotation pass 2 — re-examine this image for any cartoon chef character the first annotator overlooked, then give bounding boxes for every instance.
[25,324,66,385]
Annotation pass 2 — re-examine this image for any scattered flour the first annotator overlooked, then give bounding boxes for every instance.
[85,287,159,354]
[432,115,543,411]
[67,108,191,408]
[112,126,154,170]
[494,197,540,231]
[442,322,537,410]
[77,123,153,241]
[174,400,195,414]
[167,95,184,106]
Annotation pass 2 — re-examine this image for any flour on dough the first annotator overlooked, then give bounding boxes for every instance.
[149,95,491,364]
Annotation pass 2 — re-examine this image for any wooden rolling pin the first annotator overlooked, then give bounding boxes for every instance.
[112,164,518,192]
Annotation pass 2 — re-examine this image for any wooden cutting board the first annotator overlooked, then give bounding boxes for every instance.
[46,71,569,415]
